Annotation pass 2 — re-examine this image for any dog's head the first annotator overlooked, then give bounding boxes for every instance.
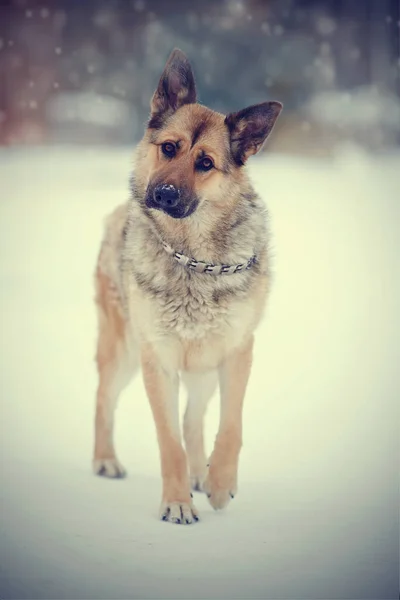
[137,48,282,220]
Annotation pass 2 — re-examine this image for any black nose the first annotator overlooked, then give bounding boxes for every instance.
[153,184,180,209]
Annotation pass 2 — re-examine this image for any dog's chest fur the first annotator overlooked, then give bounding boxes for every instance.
[125,217,259,335]
[101,200,269,370]
[129,254,249,340]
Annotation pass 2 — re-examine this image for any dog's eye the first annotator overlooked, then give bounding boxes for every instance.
[161,142,176,158]
[196,157,214,172]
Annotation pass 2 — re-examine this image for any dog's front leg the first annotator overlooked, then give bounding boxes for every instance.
[204,335,254,510]
[141,343,199,524]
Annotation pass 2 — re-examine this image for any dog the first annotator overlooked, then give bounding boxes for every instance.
[93,48,282,524]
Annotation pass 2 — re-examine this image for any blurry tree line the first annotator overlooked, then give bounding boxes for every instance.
[0,0,399,152]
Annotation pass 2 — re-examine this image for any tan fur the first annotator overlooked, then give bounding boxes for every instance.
[204,335,254,509]
[92,49,282,523]
[141,342,199,522]
[182,370,217,491]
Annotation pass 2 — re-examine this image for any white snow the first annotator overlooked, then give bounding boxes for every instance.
[0,145,398,599]
[306,87,400,130]
[47,93,131,127]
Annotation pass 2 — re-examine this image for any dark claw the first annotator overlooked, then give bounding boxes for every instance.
[96,465,126,479]
[161,507,170,521]
[185,518,191,524]
[206,464,210,467]
[207,493,211,498]
[194,515,199,522]
[173,518,181,524]
[190,492,193,498]
[230,493,235,499]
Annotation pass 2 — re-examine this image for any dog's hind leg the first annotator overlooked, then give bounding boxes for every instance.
[182,370,217,492]
[93,266,138,478]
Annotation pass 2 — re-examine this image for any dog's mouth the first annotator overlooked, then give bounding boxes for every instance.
[145,188,199,220]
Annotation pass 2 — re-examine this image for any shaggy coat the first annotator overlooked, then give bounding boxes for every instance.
[93,48,282,524]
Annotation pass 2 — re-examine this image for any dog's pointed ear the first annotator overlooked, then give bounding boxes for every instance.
[225,101,283,165]
[150,48,197,122]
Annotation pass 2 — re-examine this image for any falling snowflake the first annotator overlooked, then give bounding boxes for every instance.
[133,0,145,12]
[316,16,337,36]
[261,22,270,35]
[55,47,62,55]
[40,8,50,19]
[349,47,361,61]
[227,1,245,18]
[25,10,33,18]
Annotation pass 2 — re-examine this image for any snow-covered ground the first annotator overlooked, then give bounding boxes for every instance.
[0,145,399,599]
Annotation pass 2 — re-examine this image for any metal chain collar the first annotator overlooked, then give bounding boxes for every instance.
[160,239,256,275]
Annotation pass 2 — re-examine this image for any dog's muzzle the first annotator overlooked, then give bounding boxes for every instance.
[145,184,198,219]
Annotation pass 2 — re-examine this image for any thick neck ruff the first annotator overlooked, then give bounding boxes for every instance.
[160,238,256,276]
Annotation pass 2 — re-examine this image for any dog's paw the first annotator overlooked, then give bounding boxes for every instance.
[203,469,237,510]
[93,458,126,479]
[160,501,199,525]
[190,471,207,493]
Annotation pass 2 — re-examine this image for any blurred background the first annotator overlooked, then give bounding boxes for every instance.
[1,2,399,598]
[1,0,399,155]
